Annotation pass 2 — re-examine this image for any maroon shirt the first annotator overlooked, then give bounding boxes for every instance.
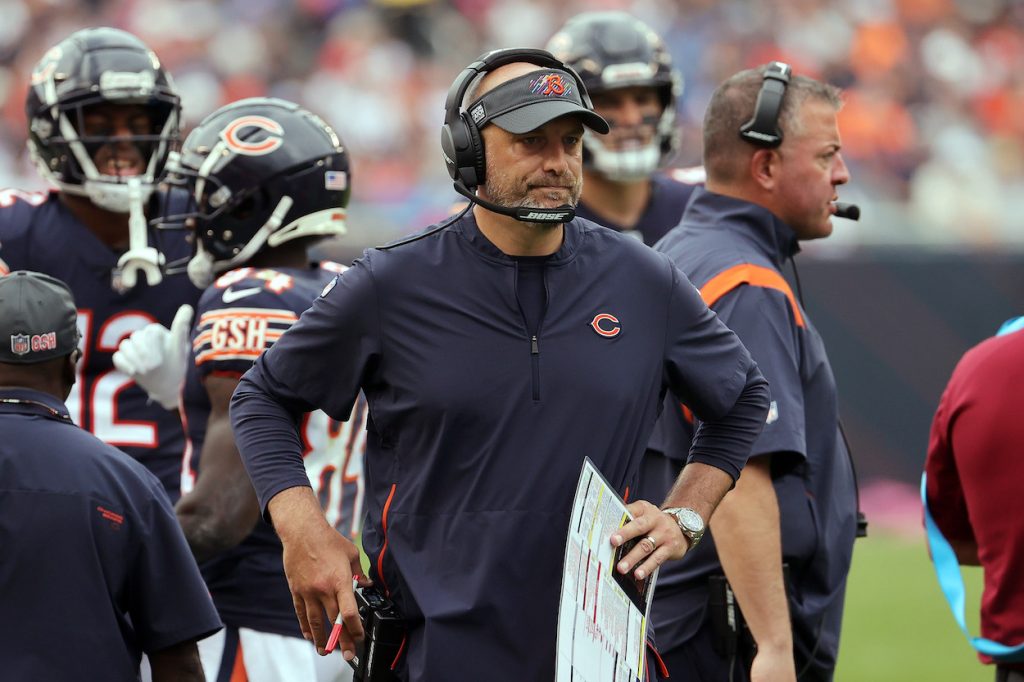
[925,328,1024,667]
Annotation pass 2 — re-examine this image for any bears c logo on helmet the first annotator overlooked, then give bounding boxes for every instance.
[220,115,284,156]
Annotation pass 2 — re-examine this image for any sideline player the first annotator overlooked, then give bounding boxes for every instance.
[119,97,364,682]
[546,11,703,246]
[0,27,199,498]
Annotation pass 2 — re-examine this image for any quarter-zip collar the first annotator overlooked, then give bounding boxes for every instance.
[454,210,584,266]
[685,187,800,268]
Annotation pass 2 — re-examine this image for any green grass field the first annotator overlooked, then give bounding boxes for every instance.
[836,532,986,681]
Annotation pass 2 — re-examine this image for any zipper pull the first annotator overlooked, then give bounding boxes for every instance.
[531,335,539,354]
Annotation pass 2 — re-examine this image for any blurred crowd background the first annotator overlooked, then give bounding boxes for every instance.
[1,0,1024,255]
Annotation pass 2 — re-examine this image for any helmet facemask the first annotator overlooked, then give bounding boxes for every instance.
[153,99,351,289]
[27,58,180,213]
[547,11,683,181]
[583,97,676,181]
[25,28,182,288]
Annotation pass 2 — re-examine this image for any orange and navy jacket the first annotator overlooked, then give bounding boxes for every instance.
[639,187,858,675]
[230,210,769,681]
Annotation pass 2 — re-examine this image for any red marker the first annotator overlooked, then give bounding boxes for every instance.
[325,614,344,653]
[325,574,360,654]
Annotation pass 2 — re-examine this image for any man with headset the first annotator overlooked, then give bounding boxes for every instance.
[636,63,859,680]
[230,48,771,681]
[546,11,704,246]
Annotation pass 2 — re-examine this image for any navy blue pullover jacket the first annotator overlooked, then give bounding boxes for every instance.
[641,188,857,675]
[231,210,769,681]
[0,388,221,679]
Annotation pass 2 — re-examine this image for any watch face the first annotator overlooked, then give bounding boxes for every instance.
[678,508,704,533]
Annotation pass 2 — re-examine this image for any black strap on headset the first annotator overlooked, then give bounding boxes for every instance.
[739,61,792,148]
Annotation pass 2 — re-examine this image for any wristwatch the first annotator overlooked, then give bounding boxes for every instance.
[662,507,705,549]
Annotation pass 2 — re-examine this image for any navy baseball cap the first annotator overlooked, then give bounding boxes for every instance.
[0,271,79,364]
[468,69,610,135]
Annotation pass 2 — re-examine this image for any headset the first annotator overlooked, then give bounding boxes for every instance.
[739,61,792,148]
[740,61,860,223]
[735,60,866,680]
[440,47,594,223]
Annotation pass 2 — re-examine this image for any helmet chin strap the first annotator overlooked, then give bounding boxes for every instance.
[186,195,296,289]
[116,177,164,288]
[187,241,216,289]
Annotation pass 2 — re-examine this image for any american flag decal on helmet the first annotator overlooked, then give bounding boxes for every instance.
[324,170,347,191]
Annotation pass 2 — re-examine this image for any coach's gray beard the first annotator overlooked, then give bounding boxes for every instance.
[483,164,581,227]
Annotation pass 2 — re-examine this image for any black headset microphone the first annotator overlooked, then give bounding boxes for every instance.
[834,202,860,221]
[440,48,595,224]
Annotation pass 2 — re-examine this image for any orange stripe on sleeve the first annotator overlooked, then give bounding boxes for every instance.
[198,308,297,323]
[195,349,264,365]
[699,263,805,327]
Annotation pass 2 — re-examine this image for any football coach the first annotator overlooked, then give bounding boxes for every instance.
[0,270,221,681]
[231,48,770,682]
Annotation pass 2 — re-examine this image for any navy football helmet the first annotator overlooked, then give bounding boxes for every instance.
[546,12,681,180]
[157,97,350,288]
[25,27,180,213]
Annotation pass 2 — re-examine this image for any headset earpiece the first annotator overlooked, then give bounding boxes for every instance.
[441,110,487,188]
[462,112,486,186]
[739,61,792,148]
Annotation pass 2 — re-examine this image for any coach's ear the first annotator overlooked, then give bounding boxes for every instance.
[750,147,780,192]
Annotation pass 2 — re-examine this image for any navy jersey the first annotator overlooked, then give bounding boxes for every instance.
[182,262,366,636]
[0,388,221,680]
[640,188,858,675]
[231,211,769,681]
[574,168,704,246]
[0,190,201,499]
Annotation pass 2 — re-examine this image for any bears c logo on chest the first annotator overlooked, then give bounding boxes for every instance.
[590,313,620,338]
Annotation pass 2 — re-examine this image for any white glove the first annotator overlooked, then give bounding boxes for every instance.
[112,304,194,410]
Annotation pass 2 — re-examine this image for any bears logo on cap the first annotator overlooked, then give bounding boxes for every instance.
[530,73,573,98]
